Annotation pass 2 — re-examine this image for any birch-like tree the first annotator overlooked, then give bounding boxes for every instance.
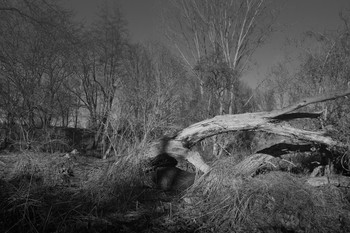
[166,0,276,115]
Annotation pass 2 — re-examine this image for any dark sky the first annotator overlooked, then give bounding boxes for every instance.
[62,0,350,87]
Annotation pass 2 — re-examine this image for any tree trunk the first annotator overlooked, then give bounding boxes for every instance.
[159,88,350,176]
[306,175,350,187]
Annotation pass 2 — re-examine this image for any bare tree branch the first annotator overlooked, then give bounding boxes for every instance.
[269,88,350,118]
[0,7,42,24]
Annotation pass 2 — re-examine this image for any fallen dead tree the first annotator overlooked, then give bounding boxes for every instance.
[158,88,350,187]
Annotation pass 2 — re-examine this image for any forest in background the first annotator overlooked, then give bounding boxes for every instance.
[0,0,274,156]
[0,0,349,156]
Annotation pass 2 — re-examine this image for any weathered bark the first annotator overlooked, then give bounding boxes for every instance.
[306,175,350,187]
[231,155,350,187]
[162,89,350,174]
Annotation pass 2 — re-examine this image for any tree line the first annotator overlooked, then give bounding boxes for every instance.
[0,1,188,152]
[0,0,271,154]
[1,0,349,157]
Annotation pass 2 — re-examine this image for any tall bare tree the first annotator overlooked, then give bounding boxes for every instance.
[166,0,276,115]
[72,4,129,156]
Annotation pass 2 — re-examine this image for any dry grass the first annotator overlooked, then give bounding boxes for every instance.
[177,157,350,232]
[0,149,153,233]
[1,149,350,233]
[0,145,189,233]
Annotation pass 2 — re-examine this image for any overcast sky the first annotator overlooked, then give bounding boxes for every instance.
[62,0,350,87]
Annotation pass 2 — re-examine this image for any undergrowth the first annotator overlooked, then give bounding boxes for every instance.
[177,157,350,233]
[0,149,159,233]
[1,150,350,233]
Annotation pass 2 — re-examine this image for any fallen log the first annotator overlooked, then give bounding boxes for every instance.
[306,175,350,187]
[161,89,350,174]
